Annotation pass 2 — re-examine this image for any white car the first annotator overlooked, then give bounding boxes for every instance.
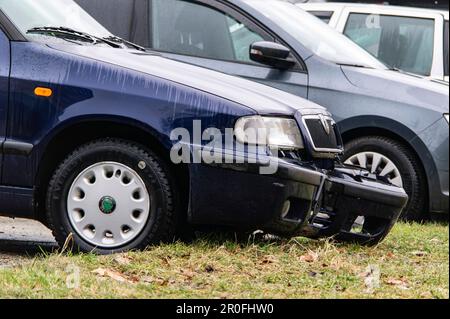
[297,2,449,82]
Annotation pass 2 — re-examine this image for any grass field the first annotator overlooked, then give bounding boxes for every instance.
[0,222,448,299]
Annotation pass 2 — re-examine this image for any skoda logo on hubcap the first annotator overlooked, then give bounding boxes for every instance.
[99,196,117,215]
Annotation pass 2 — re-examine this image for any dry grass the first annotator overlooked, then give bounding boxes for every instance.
[0,222,448,299]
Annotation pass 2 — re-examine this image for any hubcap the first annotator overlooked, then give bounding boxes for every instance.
[345,151,403,188]
[67,162,150,248]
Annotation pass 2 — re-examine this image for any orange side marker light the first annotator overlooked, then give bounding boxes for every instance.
[34,87,53,97]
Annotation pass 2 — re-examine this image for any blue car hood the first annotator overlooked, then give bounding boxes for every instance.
[341,66,449,114]
[48,44,325,116]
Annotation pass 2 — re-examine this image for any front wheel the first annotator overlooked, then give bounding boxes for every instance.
[46,139,177,254]
[343,136,427,220]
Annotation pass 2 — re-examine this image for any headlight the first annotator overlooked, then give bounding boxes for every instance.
[234,116,304,150]
[444,114,449,124]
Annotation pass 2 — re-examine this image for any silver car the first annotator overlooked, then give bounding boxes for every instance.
[297,2,449,82]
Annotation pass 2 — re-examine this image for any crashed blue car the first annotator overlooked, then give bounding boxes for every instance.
[0,0,407,253]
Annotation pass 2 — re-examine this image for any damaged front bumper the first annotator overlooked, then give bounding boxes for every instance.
[189,152,408,245]
[300,166,408,245]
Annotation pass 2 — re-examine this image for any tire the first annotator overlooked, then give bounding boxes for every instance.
[343,136,427,221]
[46,139,177,254]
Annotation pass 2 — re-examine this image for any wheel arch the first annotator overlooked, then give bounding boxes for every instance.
[34,117,190,225]
[339,115,437,213]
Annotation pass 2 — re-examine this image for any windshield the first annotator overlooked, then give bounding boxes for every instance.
[0,0,112,39]
[245,0,387,69]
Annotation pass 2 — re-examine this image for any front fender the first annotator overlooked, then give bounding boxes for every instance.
[4,42,254,187]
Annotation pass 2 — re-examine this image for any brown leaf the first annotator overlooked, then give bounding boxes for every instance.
[299,251,318,263]
[141,276,168,286]
[260,256,277,265]
[180,269,196,280]
[114,254,133,266]
[386,278,409,290]
[128,274,140,283]
[141,276,154,283]
[161,256,171,266]
[386,252,395,259]
[92,268,133,284]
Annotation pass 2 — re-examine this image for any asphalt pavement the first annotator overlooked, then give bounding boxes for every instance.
[0,217,57,268]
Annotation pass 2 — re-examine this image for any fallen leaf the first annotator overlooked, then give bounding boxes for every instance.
[260,256,277,265]
[114,255,133,266]
[386,252,395,259]
[141,276,169,286]
[386,278,410,290]
[299,251,318,263]
[180,269,196,280]
[161,256,171,266]
[92,268,133,284]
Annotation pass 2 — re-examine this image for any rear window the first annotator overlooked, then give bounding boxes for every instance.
[344,13,435,76]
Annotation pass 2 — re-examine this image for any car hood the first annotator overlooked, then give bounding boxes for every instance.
[341,66,449,114]
[48,44,325,116]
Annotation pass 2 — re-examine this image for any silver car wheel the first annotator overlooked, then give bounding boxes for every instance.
[67,162,150,248]
[345,151,404,188]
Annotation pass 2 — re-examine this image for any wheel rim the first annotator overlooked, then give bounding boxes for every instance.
[67,162,150,248]
[344,151,403,188]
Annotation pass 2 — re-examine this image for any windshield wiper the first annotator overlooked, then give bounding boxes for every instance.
[337,62,370,69]
[27,26,121,48]
[102,35,147,52]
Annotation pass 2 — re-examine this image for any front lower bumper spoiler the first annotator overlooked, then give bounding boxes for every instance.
[188,151,408,244]
[300,166,408,244]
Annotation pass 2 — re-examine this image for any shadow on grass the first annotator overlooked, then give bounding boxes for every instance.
[187,228,323,250]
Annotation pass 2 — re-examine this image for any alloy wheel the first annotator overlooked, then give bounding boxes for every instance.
[344,151,404,187]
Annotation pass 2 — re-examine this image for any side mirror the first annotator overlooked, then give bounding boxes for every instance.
[250,41,296,70]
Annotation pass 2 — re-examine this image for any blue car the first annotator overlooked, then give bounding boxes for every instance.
[0,0,407,253]
[78,0,449,220]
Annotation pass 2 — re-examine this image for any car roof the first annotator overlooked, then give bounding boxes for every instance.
[297,2,449,20]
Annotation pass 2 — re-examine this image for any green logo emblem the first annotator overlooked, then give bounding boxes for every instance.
[99,196,116,214]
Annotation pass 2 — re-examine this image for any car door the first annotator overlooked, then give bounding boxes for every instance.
[335,7,445,80]
[147,0,309,98]
[0,28,10,182]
